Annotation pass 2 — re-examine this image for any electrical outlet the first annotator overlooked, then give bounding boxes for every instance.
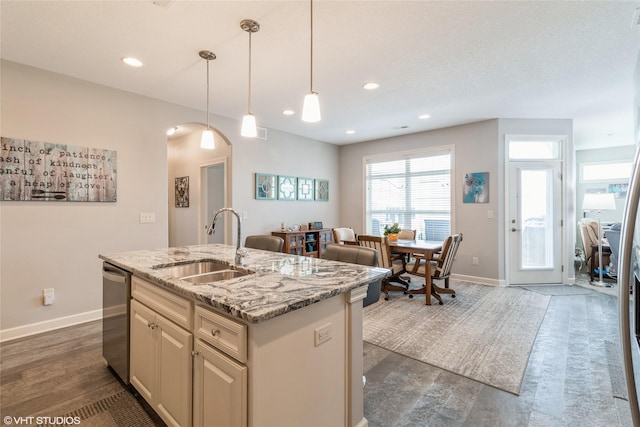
[487,210,494,219]
[314,323,332,347]
[242,210,248,220]
[43,288,54,306]
[472,256,479,266]
[139,212,156,224]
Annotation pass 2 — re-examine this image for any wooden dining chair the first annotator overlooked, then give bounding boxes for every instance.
[244,235,285,252]
[357,234,410,300]
[408,233,463,304]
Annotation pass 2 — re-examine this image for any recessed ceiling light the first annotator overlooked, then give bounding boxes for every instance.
[166,126,178,136]
[282,109,295,116]
[418,114,431,120]
[346,130,356,134]
[363,82,379,90]
[121,57,143,67]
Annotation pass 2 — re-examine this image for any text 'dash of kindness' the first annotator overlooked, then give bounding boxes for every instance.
[0,137,117,202]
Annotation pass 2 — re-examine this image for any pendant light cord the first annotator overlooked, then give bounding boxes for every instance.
[248,31,252,114]
[206,57,210,130]
[309,0,314,93]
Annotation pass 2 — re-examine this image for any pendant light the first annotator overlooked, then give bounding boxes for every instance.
[302,0,321,123]
[240,19,260,138]
[199,50,216,149]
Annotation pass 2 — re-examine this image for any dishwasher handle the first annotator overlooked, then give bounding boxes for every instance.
[103,266,128,284]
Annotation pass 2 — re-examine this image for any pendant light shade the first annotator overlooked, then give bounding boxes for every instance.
[199,50,216,149]
[241,113,257,137]
[302,0,321,123]
[302,92,321,123]
[200,129,215,149]
[240,19,260,138]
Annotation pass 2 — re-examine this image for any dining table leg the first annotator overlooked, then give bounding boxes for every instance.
[424,260,432,305]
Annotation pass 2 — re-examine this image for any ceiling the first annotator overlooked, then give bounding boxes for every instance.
[1,1,639,150]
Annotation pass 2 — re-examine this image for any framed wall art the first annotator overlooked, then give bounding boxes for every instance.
[175,176,189,207]
[297,177,314,201]
[463,172,489,203]
[315,179,329,202]
[255,173,276,200]
[278,175,297,201]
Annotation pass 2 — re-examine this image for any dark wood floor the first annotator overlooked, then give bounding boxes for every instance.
[0,274,633,426]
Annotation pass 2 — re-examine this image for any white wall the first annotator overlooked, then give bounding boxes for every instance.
[0,61,339,338]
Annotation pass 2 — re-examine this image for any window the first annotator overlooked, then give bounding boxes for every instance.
[580,161,633,182]
[508,138,561,160]
[365,148,452,240]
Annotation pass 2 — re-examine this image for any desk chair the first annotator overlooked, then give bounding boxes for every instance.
[357,234,410,300]
[324,244,380,306]
[408,233,462,305]
[332,227,358,245]
[578,218,610,278]
[244,235,284,252]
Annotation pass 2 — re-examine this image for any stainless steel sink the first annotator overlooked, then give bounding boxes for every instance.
[153,260,229,278]
[180,269,254,284]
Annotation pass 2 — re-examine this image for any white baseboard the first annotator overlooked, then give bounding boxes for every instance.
[451,273,505,287]
[0,309,103,343]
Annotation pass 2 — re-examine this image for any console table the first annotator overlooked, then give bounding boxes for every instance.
[272,229,333,258]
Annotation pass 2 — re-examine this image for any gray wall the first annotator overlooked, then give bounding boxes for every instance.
[338,120,501,283]
[0,61,339,338]
[339,118,574,284]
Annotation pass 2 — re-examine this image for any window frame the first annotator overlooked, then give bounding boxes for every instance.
[362,145,455,239]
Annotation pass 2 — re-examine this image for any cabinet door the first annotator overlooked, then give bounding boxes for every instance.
[156,315,193,427]
[130,299,157,403]
[193,340,247,427]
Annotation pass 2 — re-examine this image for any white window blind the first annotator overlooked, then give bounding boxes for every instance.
[365,150,452,241]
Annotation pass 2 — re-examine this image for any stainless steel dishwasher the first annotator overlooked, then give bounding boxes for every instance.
[102,262,131,384]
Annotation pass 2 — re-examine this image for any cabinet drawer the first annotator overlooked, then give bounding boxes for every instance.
[195,306,247,363]
[132,276,193,330]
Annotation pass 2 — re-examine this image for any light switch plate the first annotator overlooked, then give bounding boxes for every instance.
[139,213,156,224]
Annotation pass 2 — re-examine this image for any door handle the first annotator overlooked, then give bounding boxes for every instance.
[511,228,520,232]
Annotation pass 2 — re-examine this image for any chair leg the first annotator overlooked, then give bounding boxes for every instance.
[432,278,456,298]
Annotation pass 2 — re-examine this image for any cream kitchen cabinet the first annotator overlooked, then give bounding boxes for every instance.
[130,279,193,427]
[192,305,248,427]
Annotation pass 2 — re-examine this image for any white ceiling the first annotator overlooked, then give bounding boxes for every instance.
[2,1,639,149]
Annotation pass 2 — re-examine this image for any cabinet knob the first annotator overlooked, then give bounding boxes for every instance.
[211,329,220,337]
[191,350,199,357]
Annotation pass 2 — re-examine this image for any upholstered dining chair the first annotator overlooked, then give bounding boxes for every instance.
[332,227,358,245]
[357,234,410,300]
[244,235,284,252]
[324,244,381,306]
[408,233,463,305]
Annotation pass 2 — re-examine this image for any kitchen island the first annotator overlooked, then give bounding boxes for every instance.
[100,244,388,427]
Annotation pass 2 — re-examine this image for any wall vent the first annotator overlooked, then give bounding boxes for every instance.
[152,0,175,8]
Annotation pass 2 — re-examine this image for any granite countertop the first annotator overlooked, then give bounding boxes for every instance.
[100,244,389,324]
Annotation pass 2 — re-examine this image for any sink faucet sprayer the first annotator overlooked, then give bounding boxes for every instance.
[206,208,247,265]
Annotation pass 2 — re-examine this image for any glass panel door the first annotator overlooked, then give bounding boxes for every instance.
[509,161,563,284]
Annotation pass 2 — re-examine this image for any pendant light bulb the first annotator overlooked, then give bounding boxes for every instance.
[302,92,321,123]
[199,50,216,149]
[241,113,257,137]
[201,129,215,149]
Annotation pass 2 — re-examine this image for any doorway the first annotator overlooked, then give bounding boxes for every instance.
[201,161,227,244]
[506,137,565,285]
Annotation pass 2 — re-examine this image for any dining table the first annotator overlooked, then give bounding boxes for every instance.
[388,239,443,305]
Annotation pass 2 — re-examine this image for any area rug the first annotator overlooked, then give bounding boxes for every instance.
[363,280,550,395]
[38,390,160,427]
